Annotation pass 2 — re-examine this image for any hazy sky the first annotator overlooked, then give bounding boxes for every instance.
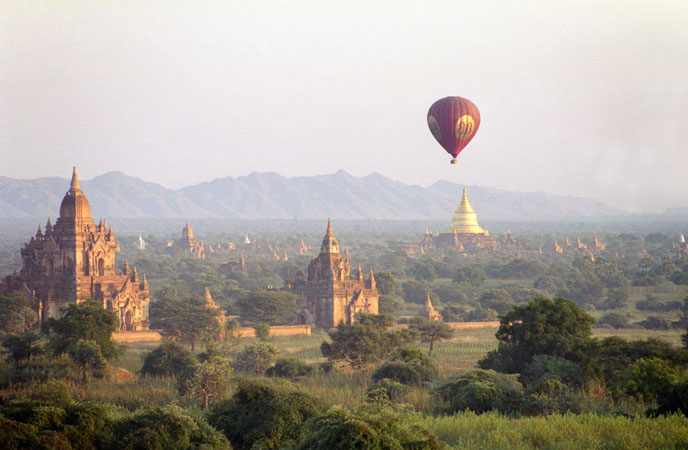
[2,1,687,212]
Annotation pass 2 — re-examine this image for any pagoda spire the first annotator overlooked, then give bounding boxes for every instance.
[320,217,340,255]
[70,166,81,192]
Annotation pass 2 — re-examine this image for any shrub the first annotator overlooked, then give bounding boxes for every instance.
[597,313,629,329]
[372,348,438,385]
[638,316,671,330]
[232,343,278,375]
[293,406,443,450]
[435,369,524,414]
[113,405,231,449]
[366,379,408,404]
[140,340,197,378]
[207,378,325,450]
[265,358,315,379]
[620,357,680,402]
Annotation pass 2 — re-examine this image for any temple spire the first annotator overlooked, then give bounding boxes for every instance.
[70,166,81,192]
[320,217,340,255]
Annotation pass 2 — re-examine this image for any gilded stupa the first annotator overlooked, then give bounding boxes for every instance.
[422,187,498,252]
[446,187,487,234]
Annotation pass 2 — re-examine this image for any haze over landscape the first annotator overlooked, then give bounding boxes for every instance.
[2,1,687,213]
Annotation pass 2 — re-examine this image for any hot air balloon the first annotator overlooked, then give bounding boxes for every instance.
[427,96,481,164]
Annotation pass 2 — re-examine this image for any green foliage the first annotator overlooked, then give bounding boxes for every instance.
[43,300,120,360]
[372,347,439,385]
[236,290,299,325]
[638,316,671,330]
[265,358,315,379]
[321,314,417,369]
[440,305,466,322]
[478,289,514,315]
[2,330,44,365]
[180,359,233,409]
[1,401,229,450]
[374,272,397,296]
[0,292,37,334]
[293,406,443,450]
[620,357,680,403]
[68,339,106,383]
[114,405,231,449]
[435,369,524,414]
[207,378,325,450]
[253,323,270,341]
[597,312,629,329]
[232,342,278,375]
[592,337,688,388]
[409,317,453,355]
[452,264,486,287]
[140,340,197,377]
[654,375,688,416]
[150,295,221,351]
[521,354,585,388]
[366,379,408,404]
[378,295,405,315]
[408,260,437,281]
[480,297,595,374]
[487,258,547,280]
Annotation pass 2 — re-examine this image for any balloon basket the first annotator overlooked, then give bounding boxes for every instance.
[450,159,457,165]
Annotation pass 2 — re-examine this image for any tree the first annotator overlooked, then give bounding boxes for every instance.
[150,295,221,351]
[452,264,486,287]
[181,359,233,409]
[69,339,106,383]
[408,260,437,281]
[620,358,680,403]
[140,340,197,377]
[409,317,453,355]
[254,323,270,341]
[43,300,120,360]
[207,378,325,450]
[0,292,37,334]
[479,289,515,315]
[374,272,397,296]
[479,297,595,374]
[597,312,629,329]
[236,290,299,325]
[378,295,405,315]
[232,342,278,375]
[321,314,417,370]
[1,331,43,365]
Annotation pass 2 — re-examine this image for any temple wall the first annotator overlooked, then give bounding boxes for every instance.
[112,330,162,343]
[238,325,311,337]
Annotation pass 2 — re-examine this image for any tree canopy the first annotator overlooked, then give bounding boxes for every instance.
[150,295,221,351]
[321,314,417,369]
[42,300,120,360]
[236,290,299,325]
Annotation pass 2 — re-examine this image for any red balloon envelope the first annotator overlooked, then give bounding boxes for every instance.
[427,97,481,164]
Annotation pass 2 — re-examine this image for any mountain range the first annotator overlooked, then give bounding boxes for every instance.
[0,170,621,221]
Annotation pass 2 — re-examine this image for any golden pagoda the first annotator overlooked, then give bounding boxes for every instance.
[446,187,487,234]
[422,187,497,252]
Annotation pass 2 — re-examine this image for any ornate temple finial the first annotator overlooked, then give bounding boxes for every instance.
[357,263,364,281]
[326,217,333,236]
[122,259,130,275]
[142,274,149,289]
[369,268,376,288]
[36,225,42,237]
[70,166,81,192]
[205,286,212,302]
[45,218,52,234]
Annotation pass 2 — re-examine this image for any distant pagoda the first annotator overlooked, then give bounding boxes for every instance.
[422,187,497,252]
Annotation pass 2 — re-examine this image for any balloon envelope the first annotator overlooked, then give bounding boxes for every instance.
[427,97,481,161]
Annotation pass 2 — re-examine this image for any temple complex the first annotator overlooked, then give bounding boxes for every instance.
[178,222,206,259]
[422,187,498,252]
[0,168,150,331]
[287,219,379,329]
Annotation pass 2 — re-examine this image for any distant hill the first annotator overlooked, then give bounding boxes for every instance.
[0,170,621,221]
